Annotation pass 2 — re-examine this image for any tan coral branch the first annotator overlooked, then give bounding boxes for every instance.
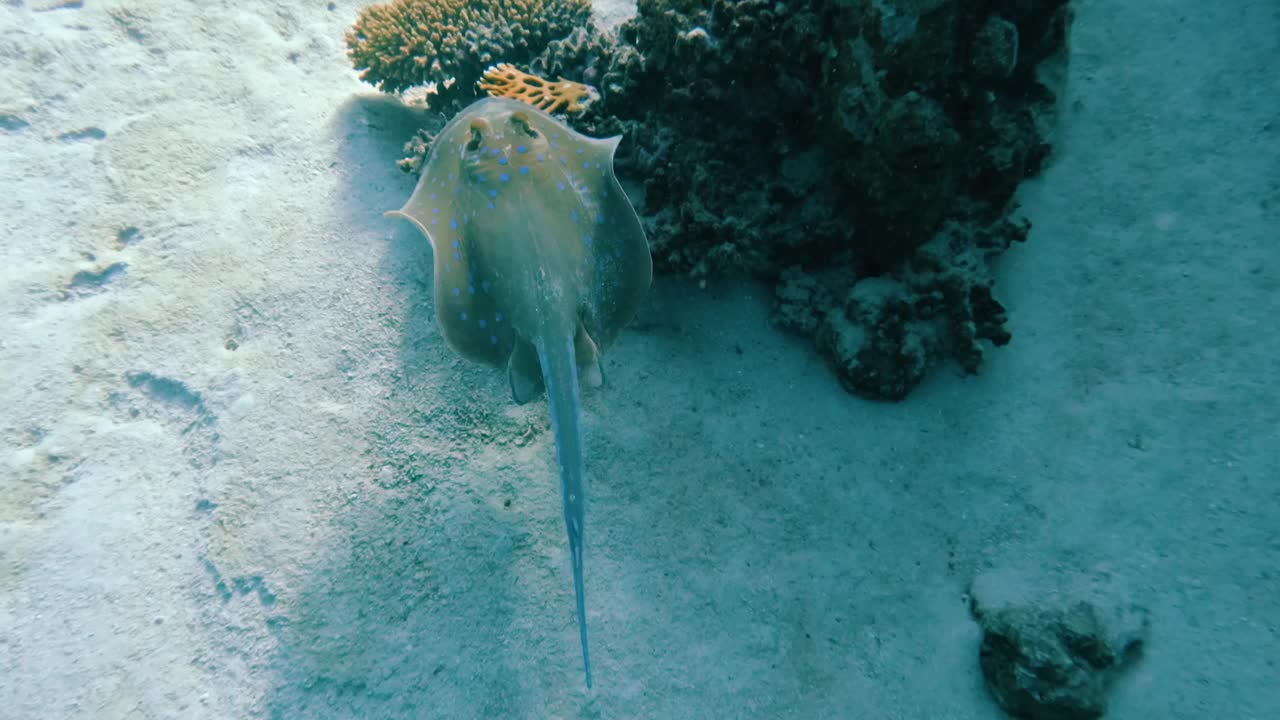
[478,63,598,114]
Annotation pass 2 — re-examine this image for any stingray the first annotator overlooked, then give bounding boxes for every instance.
[386,97,651,688]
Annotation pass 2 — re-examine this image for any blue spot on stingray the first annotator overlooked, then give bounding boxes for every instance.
[516,145,527,153]
[432,207,439,214]
[489,189,497,197]
[431,218,437,225]
[595,163,601,170]
[571,210,578,222]
[481,280,490,291]
[498,157,508,165]
[499,173,510,182]
[489,148,500,156]
[489,335,498,345]
[478,319,487,329]
[560,157,568,165]
[583,161,590,169]
[450,219,458,229]
[495,312,503,322]
[536,154,544,162]
[468,285,475,295]
[430,193,438,200]
[453,251,460,262]
[557,182,566,191]
[519,166,530,175]
[451,239,459,248]
[452,287,460,297]
[487,202,495,209]
[576,147,584,155]
[583,233,592,247]
[460,312,467,321]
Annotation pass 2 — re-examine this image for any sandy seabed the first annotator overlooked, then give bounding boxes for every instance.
[1,1,1277,718]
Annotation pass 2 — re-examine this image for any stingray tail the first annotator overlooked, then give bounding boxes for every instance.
[536,332,592,689]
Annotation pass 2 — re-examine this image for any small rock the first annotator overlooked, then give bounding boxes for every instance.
[970,570,1149,719]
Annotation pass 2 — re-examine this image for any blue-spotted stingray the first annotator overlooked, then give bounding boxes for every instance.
[386,97,652,688]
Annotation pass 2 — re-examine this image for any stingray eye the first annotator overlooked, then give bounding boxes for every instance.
[510,112,539,139]
[466,118,490,151]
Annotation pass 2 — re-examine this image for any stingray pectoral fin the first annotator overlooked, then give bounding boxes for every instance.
[508,339,545,404]
[383,209,431,240]
[577,137,652,351]
[574,324,604,390]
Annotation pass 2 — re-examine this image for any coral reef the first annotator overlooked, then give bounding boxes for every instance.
[820,1,1069,270]
[345,0,591,98]
[544,0,1069,399]
[593,0,839,278]
[362,0,1073,399]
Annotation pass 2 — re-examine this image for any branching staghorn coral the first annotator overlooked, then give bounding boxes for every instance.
[345,0,592,95]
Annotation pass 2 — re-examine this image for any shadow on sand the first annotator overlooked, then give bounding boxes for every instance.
[262,477,530,719]
[262,94,535,718]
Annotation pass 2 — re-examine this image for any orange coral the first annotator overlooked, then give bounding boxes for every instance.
[478,64,598,114]
[346,0,591,94]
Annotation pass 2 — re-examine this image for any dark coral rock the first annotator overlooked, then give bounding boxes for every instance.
[969,569,1150,720]
[529,25,620,92]
[975,601,1148,720]
[572,0,839,277]
[814,275,930,400]
[774,265,835,336]
[821,0,1068,269]
[567,0,1067,398]
[777,217,1027,400]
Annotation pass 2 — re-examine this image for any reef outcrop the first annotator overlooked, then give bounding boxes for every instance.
[350,0,1073,399]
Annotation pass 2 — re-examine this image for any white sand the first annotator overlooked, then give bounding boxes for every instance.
[1,0,1276,717]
